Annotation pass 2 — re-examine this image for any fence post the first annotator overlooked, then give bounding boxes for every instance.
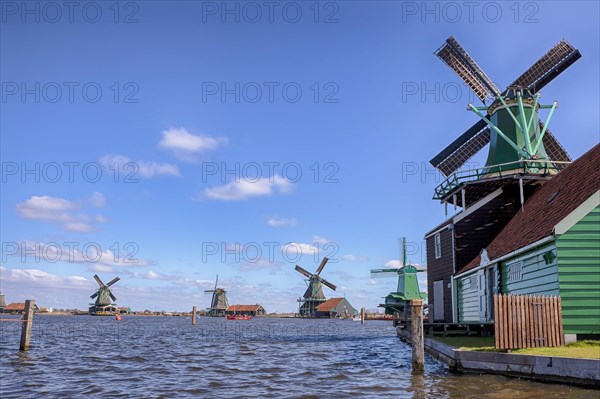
[410,299,424,372]
[19,300,35,351]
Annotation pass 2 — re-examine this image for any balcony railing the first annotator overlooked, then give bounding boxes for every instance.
[433,159,570,200]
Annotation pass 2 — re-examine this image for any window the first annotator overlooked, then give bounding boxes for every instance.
[507,261,523,283]
[434,233,441,259]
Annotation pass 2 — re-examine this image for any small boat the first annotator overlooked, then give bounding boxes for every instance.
[352,316,361,322]
[226,314,251,320]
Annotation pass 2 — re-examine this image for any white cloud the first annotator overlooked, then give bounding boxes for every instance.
[16,195,76,222]
[267,217,297,227]
[64,222,96,233]
[89,192,106,208]
[202,175,292,201]
[281,242,319,258]
[132,270,180,281]
[384,259,402,268]
[14,240,150,269]
[16,195,104,232]
[99,154,180,178]
[238,259,283,273]
[312,235,331,244]
[159,128,227,162]
[343,254,368,262]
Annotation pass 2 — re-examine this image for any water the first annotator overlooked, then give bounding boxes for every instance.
[0,316,596,398]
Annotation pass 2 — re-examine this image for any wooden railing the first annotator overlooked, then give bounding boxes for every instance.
[494,294,564,350]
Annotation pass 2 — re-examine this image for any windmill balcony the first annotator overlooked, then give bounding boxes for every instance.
[433,159,570,201]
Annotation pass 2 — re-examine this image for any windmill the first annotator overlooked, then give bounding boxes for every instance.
[430,37,581,207]
[371,238,427,319]
[295,257,337,317]
[89,274,120,315]
[204,274,228,317]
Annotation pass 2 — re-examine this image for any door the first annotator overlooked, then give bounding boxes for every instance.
[477,269,487,322]
[433,279,444,321]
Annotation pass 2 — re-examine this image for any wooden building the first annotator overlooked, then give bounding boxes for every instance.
[3,302,40,314]
[455,144,600,340]
[314,297,357,318]
[424,183,531,322]
[225,304,266,316]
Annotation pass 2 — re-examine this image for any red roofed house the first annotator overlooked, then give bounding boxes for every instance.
[454,144,600,341]
[225,304,266,316]
[315,297,357,318]
[3,302,40,314]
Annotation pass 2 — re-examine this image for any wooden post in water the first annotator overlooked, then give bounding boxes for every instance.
[360,307,365,324]
[19,300,35,351]
[410,299,424,372]
[192,306,197,325]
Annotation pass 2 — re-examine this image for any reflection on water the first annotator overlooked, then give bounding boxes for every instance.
[0,316,596,398]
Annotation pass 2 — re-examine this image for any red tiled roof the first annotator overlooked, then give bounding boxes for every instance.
[315,297,345,312]
[226,304,263,312]
[4,303,26,311]
[458,144,600,275]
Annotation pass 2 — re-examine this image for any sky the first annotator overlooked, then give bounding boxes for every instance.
[1,1,599,312]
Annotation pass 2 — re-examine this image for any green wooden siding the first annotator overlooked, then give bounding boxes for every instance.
[500,243,559,296]
[556,205,600,335]
[457,274,479,322]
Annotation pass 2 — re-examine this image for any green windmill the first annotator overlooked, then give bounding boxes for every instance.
[89,274,120,315]
[371,238,427,318]
[296,257,337,317]
[431,37,581,205]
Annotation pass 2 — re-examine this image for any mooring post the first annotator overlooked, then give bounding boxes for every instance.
[192,306,197,325]
[410,299,424,372]
[19,299,35,351]
[360,307,365,324]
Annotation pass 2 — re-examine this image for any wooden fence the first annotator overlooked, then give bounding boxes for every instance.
[494,294,564,350]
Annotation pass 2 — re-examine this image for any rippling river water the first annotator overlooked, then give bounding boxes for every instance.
[0,316,596,398]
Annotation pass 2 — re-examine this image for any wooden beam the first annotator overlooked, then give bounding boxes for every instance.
[411,299,425,372]
[19,300,34,351]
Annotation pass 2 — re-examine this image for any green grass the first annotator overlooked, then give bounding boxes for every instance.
[432,337,600,359]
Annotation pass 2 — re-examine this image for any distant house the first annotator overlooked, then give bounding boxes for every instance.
[455,144,600,340]
[226,304,266,316]
[3,302,40,314]
[315,297,357,318]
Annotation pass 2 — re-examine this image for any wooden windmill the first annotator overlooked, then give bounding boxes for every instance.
[430,37,581,208]
[295,257,337,317]
[371,238,427,318]
[89,274,120,315]
[204,274,228,317]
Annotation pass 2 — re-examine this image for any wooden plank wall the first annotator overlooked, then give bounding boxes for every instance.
[494,294,564,350]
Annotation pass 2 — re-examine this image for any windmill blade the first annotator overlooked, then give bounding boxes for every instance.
[214,274,218,292]
[295,265,313,279]
[106,276,120,287]
[318,277,337,291]
[315,257,329,275]
[370,268,402,278]
[93,274,105,287]
[435,36,500,103]
[430,120,490,177]
[90,292,99,299]
[541,127,571,168]
[509,40,581,92]
[109,292,117,302]
[204,290,215,293]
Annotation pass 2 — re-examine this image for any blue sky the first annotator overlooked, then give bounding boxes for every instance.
[1,1,599,312]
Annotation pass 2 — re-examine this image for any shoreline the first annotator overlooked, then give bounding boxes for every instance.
[397,327,600,389]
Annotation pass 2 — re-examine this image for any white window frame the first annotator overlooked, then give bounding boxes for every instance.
[434,233,441,259]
